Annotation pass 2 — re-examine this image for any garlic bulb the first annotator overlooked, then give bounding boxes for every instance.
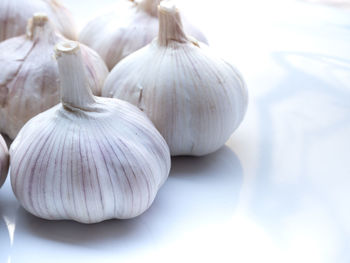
[10,41,171,223]
[103,2,248,156]
[0,0,77,41]
[0,13,108,140]
[79,0,208,70]
[0,135,9,188]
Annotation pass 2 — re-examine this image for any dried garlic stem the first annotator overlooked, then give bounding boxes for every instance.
[55,41,96,110]
[158,2,188,46]
[26,13,53,40]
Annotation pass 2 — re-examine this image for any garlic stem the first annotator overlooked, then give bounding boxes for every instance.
[157,1,188,46]
[26,13,52,40]
[55,41,96,110]
[138,0,161,16]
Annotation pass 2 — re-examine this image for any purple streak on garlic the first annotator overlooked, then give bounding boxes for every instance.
[0,135,9,188]
[10,41,171,223]
[0,13,108,140]
[0,0,77,41]
[103,1,248,156]
[79,0,208,70]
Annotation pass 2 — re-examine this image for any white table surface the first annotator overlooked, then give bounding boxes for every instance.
[1,0,350,262]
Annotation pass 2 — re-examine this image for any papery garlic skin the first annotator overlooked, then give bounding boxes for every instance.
[0,14,108,140]
[79,0,208,70]
[103,2,248,156]
[10,41,170,223]
[0,0,77,41]
[0,135,9,188]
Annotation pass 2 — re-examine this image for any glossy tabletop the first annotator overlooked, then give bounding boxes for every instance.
[0,0,349,262]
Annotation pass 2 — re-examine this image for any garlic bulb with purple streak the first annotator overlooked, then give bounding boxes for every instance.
[103,1,248,156]
[10,41,171,224]
[0,135,9,188]
[79,0,207,70]
[0,13,108,140]
[0,0,77,41]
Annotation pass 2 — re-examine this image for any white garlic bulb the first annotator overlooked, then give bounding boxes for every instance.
[0,135,9,188]
[0,13,109,140]
[79,0,208,70]
[10,41,171,224]
[0,0,77,41]
[103,2,248,156]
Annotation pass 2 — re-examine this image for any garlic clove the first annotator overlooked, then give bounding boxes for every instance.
[10,41,171,223]
[103,1,248,156]
[0,135,9,188]
[0,0,77,41]
[79,0,208,70]
[0,13,108,140]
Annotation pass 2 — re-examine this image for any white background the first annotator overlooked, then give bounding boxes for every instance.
[1,0,350,262]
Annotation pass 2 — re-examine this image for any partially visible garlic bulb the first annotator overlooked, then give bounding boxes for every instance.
[79,0,208,70]
[0,0,77,41]
[0,13,108,140]
[103,2,248,156]
[10,41,171,223]
[0,135,9,188]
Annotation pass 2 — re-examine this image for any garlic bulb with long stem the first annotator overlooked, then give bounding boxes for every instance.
[79,0,208,70]
[0,135,9,188]
[0,0,77,41]
[10,41,171,224]
[103,2,248,156]
[0,13,108,140]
